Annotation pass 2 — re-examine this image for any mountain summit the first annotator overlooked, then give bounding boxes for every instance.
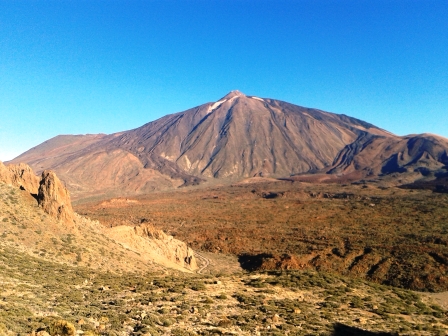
[10,92,448,199]
[221,90,245,99]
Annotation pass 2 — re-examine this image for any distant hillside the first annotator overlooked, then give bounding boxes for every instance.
[10,91,448,199]
[328,133,448,179]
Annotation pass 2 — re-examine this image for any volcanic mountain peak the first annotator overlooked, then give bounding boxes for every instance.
[10,91,448,199]
[207,90,261,114]
[218,90,267,103]
[222,89,245,99]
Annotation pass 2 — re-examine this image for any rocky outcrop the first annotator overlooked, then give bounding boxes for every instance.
[0,161,12,185]
[135,224,198,270]
[0,161,39,194]
[0,163,74,223]
[1,162,198,273]
[7,163,40,194]
[37,170,74,223]
[107,223,198,271]
[0,162,73,222]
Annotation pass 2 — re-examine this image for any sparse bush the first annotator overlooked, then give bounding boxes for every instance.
[162,318,173,327]
[171,329,197,336]
[49,320,76,336]
[190,282,206,291]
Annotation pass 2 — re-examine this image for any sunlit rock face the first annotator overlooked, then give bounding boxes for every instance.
[37,170,74,224]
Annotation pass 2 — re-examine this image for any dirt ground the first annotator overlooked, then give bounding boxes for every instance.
[423,292,448,310]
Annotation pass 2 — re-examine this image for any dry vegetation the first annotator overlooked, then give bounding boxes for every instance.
[0,243,447,335]
[2,178,448,334]
[76,180,448,292]
[0,183,169,274]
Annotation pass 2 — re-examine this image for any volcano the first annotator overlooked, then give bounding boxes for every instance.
[10,90,448,199]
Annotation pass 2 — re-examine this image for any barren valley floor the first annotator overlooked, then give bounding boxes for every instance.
[76,180,448,292]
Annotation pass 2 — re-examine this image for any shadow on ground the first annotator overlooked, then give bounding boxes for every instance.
[238,253,273,271]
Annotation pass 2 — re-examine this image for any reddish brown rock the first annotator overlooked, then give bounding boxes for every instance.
[0,161,12,185]
[134,223,198,270]
[0,161,40,194]
[37,170,74,223]
[7,163,40,194]
[254,253,303,271]
[1,163,73,222]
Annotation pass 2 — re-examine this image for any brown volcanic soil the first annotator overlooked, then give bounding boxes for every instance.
[76,180,448,292]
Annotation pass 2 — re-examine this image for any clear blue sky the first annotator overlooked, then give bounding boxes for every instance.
[1,0,447,161]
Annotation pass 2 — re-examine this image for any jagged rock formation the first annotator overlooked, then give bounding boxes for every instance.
[108,223,198,271]
[7,163,40,194]
[0,162,74,223]
[135,223,197,270]
[0,161,39,194]
[37,170,74,223]
[0,163,198,272]
[0,161,11,185]
[9,91,448,198]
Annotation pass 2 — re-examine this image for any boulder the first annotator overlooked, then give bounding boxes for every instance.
[0,161,12,184]
[0,161,40,194]
[37,170,74,223]
[7,163,40,194]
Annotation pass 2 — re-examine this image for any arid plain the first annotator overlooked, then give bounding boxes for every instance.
[76,178,448,293]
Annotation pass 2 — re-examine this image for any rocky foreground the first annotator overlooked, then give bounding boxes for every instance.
[0,241,447,335]
[0,161,197,273]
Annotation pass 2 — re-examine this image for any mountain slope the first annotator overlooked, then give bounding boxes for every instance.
[10,90,401,199]
[12,134,108,170]
[328,133,448,180]
[103,90,393,179]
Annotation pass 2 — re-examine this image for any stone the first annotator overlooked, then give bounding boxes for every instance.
[0,161,12,185]
[36,331,51,336]
[37,170,74,223]
[7,163,40,194]
[0,161,39,194]
[134,223,198,270]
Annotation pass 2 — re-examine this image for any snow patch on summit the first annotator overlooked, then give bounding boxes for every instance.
[207,99,227,114]
[227,95,239,102]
